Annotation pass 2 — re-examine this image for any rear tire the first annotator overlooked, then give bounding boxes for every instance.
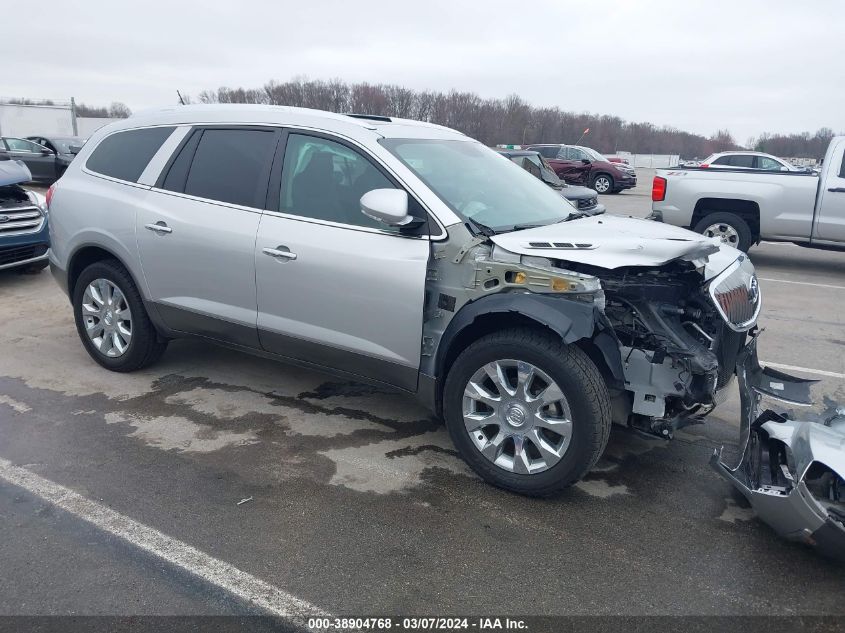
[73,260,167,372]
[693,212,753,252]
[443,328,611,497]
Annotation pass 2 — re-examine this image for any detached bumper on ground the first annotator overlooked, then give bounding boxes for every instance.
[711,336,845,562]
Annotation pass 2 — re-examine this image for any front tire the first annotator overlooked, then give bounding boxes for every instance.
[73,260,167,372]
[693,212,753,252]
[443,328,611,497]
[591,173,614,194]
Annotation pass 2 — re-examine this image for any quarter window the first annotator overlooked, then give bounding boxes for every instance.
[86,127,175,182]
[180,128,277,208]
[279,133,398,230]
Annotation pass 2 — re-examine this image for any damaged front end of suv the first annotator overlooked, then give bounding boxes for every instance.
[711,341,845,562]
[423,213,762,442]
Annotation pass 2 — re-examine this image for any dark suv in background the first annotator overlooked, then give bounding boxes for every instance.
[524,144,637,194]
[496,150,604,215]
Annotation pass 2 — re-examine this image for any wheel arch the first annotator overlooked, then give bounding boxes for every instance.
[691,198,761,240]
[68,244,134,298]
[426,293,623,414]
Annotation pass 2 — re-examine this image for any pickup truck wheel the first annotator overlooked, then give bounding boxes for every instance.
[591,174,614,194]
[73,260,167,372]
[693,212,753,252]
[443,328,611,497]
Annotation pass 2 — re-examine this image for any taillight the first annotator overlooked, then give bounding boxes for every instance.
[700,163,710,168]
[651,176,667,202]
[46,183,56,209]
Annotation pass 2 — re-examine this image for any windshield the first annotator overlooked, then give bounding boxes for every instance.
[381,139,574,231]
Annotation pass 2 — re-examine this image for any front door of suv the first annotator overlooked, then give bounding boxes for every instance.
[138,126,280,347]
[255,131,430,391]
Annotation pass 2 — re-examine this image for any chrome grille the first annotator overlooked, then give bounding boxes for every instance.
[715,284,755,325]
[0,203,44,235]
[708,258,761,331]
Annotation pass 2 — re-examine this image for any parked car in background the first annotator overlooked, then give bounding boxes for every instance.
[650,136,845,252]
[496,149,605,215]
[49,104,760,496]
[0,136,83,183]
[0,158,50,273]
[700,151,800,171]
[26,135,85,179]
[524,144,637,194]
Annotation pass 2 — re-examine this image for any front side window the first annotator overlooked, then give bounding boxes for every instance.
[279,133,398,230]
[382,138,575,232]
[86,127,175,182]
[5,138,41,153]
[757,156,783,170]
[179,128,277,207]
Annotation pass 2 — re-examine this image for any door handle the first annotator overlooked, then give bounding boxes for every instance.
[262,246,297,261]
[144,222,172,234]
[828,187,845,193]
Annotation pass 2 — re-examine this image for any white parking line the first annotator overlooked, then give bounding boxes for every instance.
[759,277,845,291]
[0,457,326,624]
[762,361,845,380]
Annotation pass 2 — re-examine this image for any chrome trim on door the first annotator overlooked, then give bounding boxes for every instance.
[262,247,297,260]
[144,222,172,234]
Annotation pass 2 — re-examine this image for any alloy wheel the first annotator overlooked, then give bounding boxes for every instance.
[462,359,573,474]
[81,278,133,357]
[703,222,740,246]
[594,176,611,193]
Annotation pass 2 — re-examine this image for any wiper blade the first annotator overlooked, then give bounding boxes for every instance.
[464,216,496,237]
[562,211,590,221]
[511,223,543,231]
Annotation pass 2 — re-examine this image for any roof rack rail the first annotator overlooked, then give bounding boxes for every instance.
[344,113,392,123]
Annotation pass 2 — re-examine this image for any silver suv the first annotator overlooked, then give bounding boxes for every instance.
[48,105,761,496]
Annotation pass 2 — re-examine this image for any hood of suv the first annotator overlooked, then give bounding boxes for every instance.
[0,160,32,187]
[490,214,740,277]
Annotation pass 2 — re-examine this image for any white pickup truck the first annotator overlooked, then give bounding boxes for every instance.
[650,136,845,251]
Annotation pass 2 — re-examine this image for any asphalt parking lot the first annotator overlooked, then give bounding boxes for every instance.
[1,175,844,621]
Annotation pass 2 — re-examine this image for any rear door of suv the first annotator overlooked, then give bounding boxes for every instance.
[139,126,280,347]
[254,130,430,391]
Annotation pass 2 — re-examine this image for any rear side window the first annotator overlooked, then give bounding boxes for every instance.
[86,127,175,182]
[178,128,277,207]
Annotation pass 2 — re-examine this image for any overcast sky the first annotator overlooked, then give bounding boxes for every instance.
[4,0,842,143]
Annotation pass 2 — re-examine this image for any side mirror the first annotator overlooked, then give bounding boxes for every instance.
[360,189,415,226]
[780,166,789,172]
[581,158,591,164]
[41,148,55,156]
[68,145,83,155]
